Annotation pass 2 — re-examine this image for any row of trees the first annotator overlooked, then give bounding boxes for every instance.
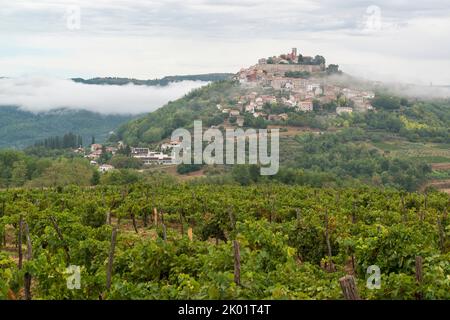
[341,97,450,143]
[298,54,326,65]
[0,150,98,188]
[33,133,83,150]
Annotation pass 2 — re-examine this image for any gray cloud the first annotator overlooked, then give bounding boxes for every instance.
[3,0,449,36]
[0,1,449,84]
[0,77,208,114]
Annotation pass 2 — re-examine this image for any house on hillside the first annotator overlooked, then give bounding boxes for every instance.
[91,144,102,152]
[86,149,103,160]
[161,140,182,151]
[336,107,353,115]
[297,100,314,112]
[131,147,175,165]
[253,112,267,119]
[268,113,288,121]
[106,147,117,155]
[131,147,150,156]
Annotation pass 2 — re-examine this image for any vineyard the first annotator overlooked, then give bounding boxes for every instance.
[0,182,449,300]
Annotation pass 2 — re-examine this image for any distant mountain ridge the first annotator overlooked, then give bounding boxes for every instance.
[71,73,234,86]
[0,73,233,149]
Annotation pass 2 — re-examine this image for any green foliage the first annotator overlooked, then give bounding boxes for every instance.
[91,170,101,186]
[110,155,143,169]
[34,132,83,149]
[0,106,135,149]
[0,184,448,300]
[25,158,94,188]
[276,129,431,191]
[347,99,450,142]
[0,150,52,188]
[326,64,341,74]
[371,94,402,110]
[80,201,106,228]
[285,71,311,79]
[115,81,241,145]
[177,164,203,175]
[100,169,142,185]
[231,165,261,185]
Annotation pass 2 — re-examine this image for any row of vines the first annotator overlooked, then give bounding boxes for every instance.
[0,182,449,299]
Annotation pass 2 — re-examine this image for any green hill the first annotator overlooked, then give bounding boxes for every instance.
[114,79,450,191]
[114,80,240,145]
[0,106,137,149]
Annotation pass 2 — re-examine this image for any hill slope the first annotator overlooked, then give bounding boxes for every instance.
[0,73,233,149]
[0,106,137,149]
[114,80,239,145]
[114,76,450,191]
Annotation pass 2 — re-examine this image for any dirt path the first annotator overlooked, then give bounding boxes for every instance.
[431,163,450,171]
[267,125,322,137]
[422,179,450,195]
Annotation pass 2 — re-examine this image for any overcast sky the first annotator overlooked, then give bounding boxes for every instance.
[1,0,449,85]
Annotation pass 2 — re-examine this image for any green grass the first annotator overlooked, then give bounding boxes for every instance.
[410,156,450,163]
[430,170,450,179]
[371,141,401,151]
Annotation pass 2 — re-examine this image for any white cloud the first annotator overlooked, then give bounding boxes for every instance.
[0,77,208,114]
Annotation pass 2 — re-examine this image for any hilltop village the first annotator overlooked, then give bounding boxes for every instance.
[221,48,375,123]
[85,49,378,169]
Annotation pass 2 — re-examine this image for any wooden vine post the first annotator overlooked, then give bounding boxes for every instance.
[233,240,241,286]
[131,213,138,234]
[179,210,184,235]
[106,227,117,290]
[437,217,445,253]
[228,207,236,231]
[295,208,301,223]
[339,275,360,300]
[18,216,23,270]
[415,256,423,300]
[401,195,407,223]
[153,208,158,227]
[106,210,112,225]
[144,191,149,228]
[23,221,33,300]
[162,224,167,242]
[0,198,5,247]
[160,210,165,225]
[324,210,334,272]
[49,216,71,265]
[187,227,193,241]
[351,203,357,224]
[269,196,275,223]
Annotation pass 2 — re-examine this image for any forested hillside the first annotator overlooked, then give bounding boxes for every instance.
[113,79,450,192]
[0,106,136,149]
[114,81,239,145]
[0,182,448,299]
